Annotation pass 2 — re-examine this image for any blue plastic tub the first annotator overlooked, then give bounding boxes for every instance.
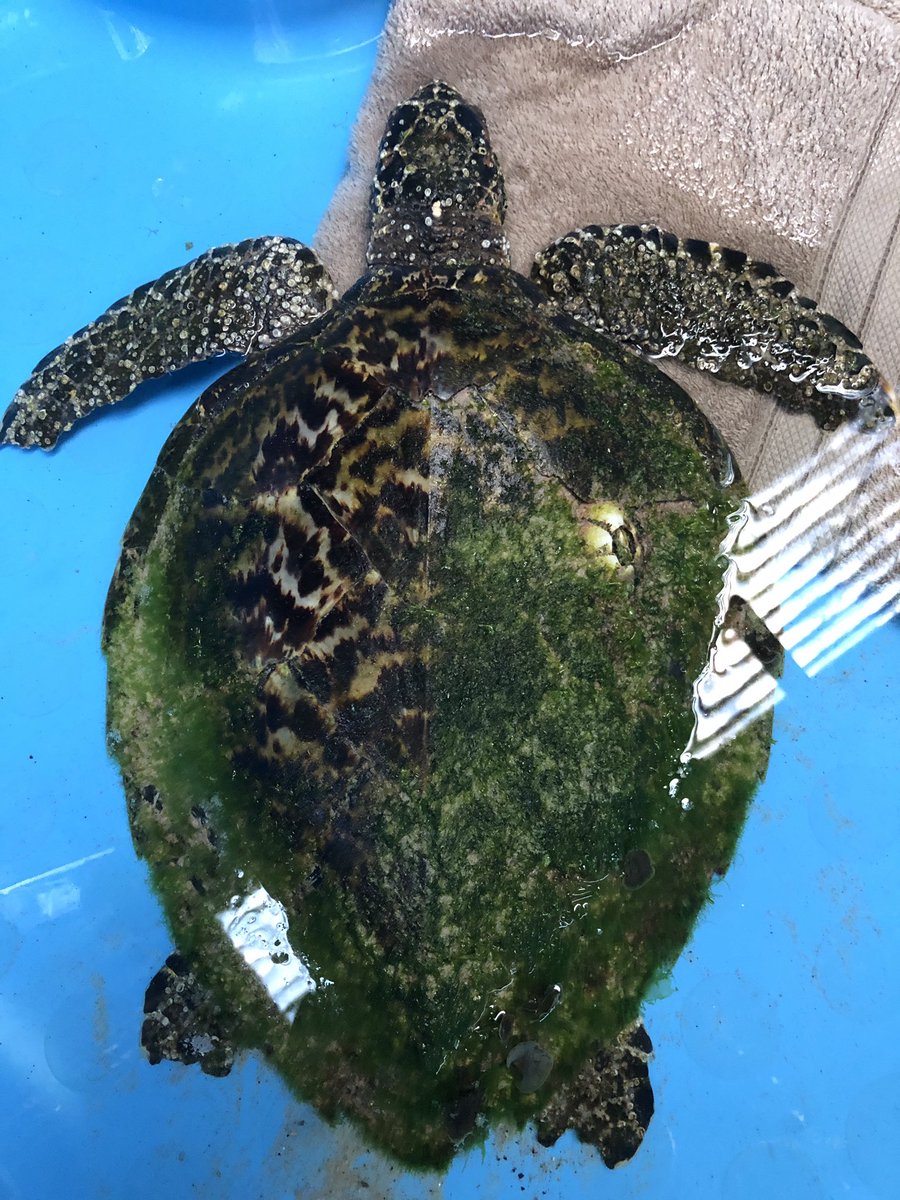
[1,5,898,1197]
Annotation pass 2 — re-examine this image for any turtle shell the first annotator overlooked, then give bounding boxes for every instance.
[104,263,772,1165]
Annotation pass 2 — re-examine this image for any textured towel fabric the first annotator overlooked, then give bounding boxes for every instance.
[315,0,900,493]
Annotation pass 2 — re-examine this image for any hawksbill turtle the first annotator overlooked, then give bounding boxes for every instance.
[2,81,894,1168]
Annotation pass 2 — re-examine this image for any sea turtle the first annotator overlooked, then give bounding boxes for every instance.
[2,82,894,1169]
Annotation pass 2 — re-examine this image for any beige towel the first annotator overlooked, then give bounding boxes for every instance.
[316,0,900,490]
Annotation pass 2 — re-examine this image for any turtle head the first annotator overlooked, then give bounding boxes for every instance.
[367,81,510,270]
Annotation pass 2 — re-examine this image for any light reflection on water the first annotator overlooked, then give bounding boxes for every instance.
[218,883,329,1020]
[733,412,899,675]
[684,404,898,762]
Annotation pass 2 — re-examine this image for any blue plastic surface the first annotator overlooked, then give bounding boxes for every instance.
[1,5,898,1198]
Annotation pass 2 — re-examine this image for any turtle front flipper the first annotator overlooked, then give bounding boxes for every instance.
[533,224,896,430]
[142,952,235,1078]
[1,236,337,449]
[536,1022,654,1169]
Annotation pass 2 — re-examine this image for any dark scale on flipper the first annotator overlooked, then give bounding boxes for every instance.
[5,79,896,1175]
[532,223,896,429]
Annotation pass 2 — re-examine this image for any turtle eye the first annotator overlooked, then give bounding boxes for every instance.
[578,502,642,579]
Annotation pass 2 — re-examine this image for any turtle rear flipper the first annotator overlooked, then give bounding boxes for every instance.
[142,952,235,1079]
[1,236,337,449]
[536,1022,654,1169]
[533,224,895,430]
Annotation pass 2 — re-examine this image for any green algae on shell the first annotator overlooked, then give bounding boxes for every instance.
[103,269,772,1166]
